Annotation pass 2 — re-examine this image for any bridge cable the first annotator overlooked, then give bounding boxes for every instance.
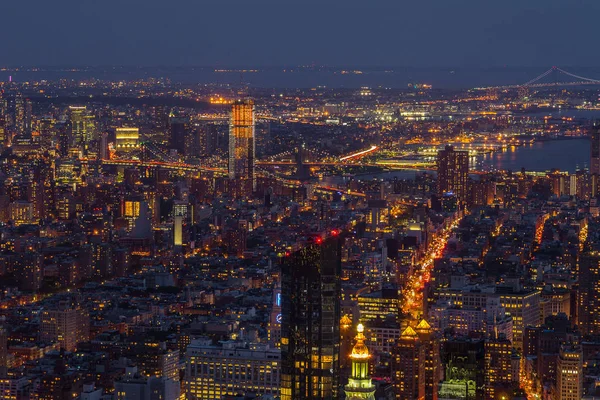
[521,68,555,87]
[554,68,600,84]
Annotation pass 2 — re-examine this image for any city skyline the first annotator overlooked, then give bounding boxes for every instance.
[0,69,596,400]
[0,5,599,398]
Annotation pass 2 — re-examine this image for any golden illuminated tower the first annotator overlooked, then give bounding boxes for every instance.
[229,99,255,194]
[344,324,376,400]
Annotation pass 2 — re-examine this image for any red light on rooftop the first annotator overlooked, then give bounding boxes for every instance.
[285,251,291,257]
[315,237,323,245]
[331,229,339,236]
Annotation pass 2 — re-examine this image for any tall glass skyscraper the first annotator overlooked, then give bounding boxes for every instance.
[280,235,342,400]
[229,99,255,193]
[591,124,600,176]
[68,106,95,155]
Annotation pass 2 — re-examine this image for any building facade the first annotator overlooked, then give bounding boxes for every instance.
[437,145,469,205]
[184,339,280,399]
[578,249,600,335]
[556,346,582,400]
[115,127,140,155]
[591,124,600,176]
[40,303,90,352]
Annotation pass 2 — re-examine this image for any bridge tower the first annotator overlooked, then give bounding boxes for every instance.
[517,86,529,100]
[140,141,147,163]
[294,144,312,181]
[550,66,560,107]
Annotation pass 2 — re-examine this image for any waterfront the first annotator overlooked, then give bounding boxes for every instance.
[344,138,591,182]
[519,109,600,119]
[478,137,590,173]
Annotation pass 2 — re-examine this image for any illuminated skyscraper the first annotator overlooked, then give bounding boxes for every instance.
[0,91,6,120]
[173,203,185,248]
[0,116,6,146]
[68,106,95,154]
[415,319,440,400]
[24,98,32,136]
[68,106,86,140]
[484,336,513,399]
[14,93,24,134]
[122,197,142,231]
[229,99,255,193]
[556,345,582,400]
[344,324,376,400]
[281,235,342,400]
[592,124,600,176]
[577,248,600,335]
[393,326,424,399]
[115,127,140,155]
[437,145,469,205]
[392,319,440,400]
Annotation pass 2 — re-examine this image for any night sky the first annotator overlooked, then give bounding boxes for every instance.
[1,0,596,67]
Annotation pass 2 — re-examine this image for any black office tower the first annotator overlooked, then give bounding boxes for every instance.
[168,113,190,156]
[281,235,342,400]
[577,232,600,336]
[591,124,600,176]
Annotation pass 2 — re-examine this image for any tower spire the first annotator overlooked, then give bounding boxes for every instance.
[344,323,376,399]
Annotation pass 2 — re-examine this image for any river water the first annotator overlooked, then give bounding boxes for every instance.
[347,138,591,183]
[478,138,590,173]
[478,108,597,173]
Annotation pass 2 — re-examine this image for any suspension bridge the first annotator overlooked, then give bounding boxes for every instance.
[475,66,600,90]
[106,142,381,170]
[101,143,388,180]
